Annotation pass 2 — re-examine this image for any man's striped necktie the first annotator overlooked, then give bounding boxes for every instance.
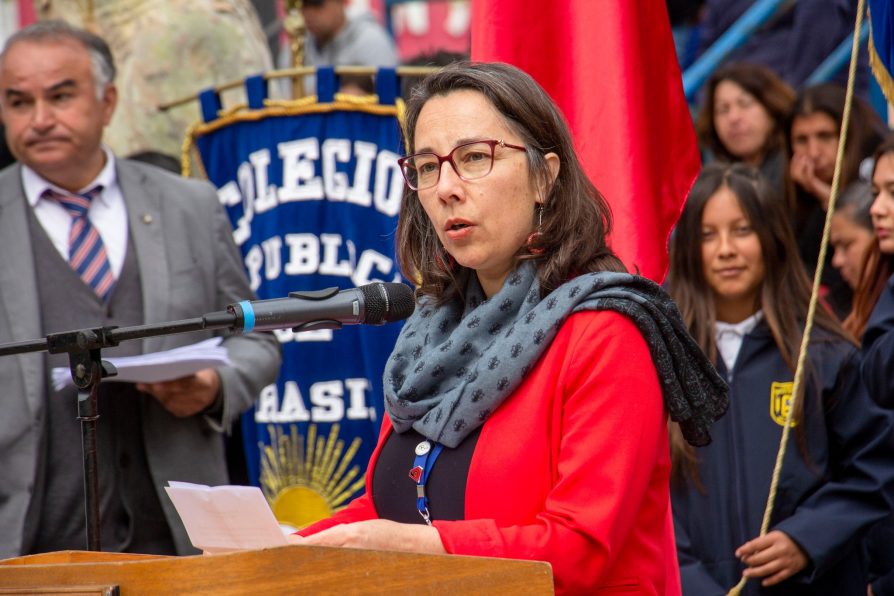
[43,186,116,302]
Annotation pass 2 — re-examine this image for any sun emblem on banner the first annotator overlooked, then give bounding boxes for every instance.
[260,423,366,530]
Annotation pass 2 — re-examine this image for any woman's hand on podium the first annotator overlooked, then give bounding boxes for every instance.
[292,520,446,554]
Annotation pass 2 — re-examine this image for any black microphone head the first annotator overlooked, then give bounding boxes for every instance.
[360,282,416,324]
[382,283,417,322]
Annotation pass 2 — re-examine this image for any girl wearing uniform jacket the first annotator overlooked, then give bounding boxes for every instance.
[667,162,894,595]
[849,136,894,596]
[851,135,894,403]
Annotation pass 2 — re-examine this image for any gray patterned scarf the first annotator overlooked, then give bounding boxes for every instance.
[384,262,728,448]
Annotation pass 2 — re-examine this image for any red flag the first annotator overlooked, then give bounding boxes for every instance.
[471,0,700,281]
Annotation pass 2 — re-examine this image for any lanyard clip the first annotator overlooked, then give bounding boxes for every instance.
[411,440,443,525]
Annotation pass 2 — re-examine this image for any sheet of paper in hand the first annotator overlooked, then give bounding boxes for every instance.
[164,481,290,554]
[51,337,231,391]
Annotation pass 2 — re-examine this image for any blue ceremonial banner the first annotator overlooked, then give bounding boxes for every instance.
[869,0,894,103]
[189,69,405,529]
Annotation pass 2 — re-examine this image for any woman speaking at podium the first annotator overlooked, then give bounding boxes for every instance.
[291,62,727,595]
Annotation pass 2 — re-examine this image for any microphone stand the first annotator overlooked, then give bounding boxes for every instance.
[0,310,237,552]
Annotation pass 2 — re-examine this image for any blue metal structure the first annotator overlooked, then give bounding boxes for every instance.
[681,0,788,101]
[805,22,870,85]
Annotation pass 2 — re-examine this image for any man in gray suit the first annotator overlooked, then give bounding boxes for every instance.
[0,21,281,557]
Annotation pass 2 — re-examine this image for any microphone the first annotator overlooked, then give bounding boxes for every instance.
[222,282,416,333]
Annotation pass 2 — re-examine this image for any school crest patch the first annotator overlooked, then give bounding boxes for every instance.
[770,381,798,427]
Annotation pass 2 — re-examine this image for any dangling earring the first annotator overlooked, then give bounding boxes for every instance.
[526,204,545,255]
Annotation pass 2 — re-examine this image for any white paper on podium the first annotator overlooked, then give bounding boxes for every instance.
[164,481,289,554]
[51,337,231,391]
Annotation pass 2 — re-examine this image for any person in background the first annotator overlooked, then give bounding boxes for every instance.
[285,62,728,595]
[129,144,256,489]
[850,135,894,596]
[784,83,886,319]
[696,62,795,190]
[0,21,281,557]
[667,162,894,595]
[295,0,397,95]
[848,138,894,343]
[301,0,397,68]
[831,181,875,293]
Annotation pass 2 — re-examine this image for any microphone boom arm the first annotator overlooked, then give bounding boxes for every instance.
[0,281,412,553]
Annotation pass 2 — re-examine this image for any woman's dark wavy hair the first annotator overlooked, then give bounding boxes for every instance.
[783,83,885,214]
[397,61,625,303]
[696,62,795,163]
[847,135,894,338]
[667,162,850,487]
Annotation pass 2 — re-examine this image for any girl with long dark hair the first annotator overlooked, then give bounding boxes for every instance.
[784,84,886,318]
[668,162,894,595]
[850,135,894,596]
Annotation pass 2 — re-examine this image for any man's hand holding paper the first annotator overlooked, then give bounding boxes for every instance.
[137,368,221,417]
[51,337,231,390]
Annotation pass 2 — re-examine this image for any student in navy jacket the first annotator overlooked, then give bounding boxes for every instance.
[848,135,894,596]
[851,136,894,405]
[667,162,894,595]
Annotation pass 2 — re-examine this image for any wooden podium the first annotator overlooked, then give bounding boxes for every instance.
[0,546,554,594]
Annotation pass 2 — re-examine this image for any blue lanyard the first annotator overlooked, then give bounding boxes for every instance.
[408,440,444,525]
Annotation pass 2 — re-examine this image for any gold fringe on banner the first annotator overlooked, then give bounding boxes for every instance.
[173,65,436,178]
[181,94,407,179]
[869,27,894,106]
